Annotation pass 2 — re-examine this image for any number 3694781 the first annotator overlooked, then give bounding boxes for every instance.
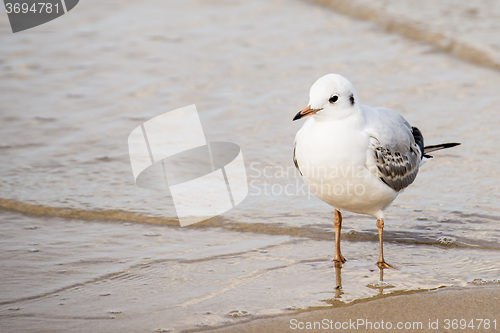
[5,2,62,14]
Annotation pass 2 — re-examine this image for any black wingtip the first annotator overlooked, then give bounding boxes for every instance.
[440,142,461,149]
[423,142,461,154]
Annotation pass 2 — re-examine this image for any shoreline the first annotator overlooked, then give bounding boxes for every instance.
[1,0,499,331]
[1,210,498,332]
[206,285,500,333]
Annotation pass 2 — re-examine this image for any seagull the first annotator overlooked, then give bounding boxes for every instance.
[293,74,459,269]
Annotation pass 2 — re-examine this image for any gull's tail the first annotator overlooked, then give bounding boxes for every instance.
[423,142,461,158]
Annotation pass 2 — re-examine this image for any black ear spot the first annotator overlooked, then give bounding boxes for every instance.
[329,95,339,103]
[349,94,355,105]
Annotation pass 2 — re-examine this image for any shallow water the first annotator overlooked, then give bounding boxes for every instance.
[0,0,499,331]
[0,211,498,332]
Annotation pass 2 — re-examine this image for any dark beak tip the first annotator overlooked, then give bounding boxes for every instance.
[292,111,302,121]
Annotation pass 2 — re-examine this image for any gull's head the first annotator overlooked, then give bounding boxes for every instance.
[293,73,360,121]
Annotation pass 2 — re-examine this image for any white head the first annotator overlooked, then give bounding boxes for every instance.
[293,74,360,122]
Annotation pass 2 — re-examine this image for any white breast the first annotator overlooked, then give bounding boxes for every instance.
[294,116,398,218]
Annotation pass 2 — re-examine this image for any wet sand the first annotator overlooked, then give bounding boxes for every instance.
[1,0,500,332]
[210,286,500,333]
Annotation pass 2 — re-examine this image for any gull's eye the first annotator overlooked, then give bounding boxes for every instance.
[329,95,339,103]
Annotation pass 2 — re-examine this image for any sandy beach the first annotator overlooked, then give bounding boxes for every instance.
[210,286,500,333]
[1,0,499,332]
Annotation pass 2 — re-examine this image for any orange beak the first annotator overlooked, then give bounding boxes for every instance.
[293,105,322,121]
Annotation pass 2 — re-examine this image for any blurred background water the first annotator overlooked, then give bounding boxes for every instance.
[1,0,499,331]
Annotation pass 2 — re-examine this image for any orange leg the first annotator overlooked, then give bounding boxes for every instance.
[333,209,346,267]
[376,218,394,269]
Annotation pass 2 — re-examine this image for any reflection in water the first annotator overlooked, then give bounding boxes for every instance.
[334,265,394,300]
[377,268,385,295]
[334,265,343,299]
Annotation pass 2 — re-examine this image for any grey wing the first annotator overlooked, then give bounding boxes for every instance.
[364,107,423,192]
[368,135,421,192]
